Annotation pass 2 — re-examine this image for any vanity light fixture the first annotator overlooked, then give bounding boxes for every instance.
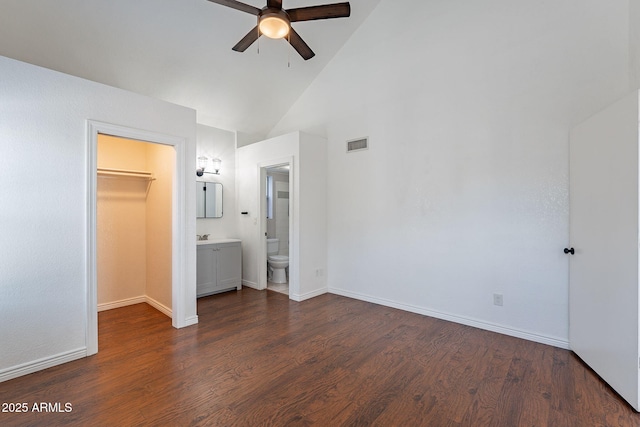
[196,156,222,176]
[211,158,222,174]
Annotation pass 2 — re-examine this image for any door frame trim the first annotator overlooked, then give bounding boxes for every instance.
[86,120,191,356]
[257,157,295,296]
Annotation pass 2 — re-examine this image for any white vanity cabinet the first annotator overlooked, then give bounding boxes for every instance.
[196,239,242,297]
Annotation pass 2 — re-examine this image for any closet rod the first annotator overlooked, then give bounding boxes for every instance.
[97,167,155,180]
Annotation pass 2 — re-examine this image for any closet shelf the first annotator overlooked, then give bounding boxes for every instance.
[97,167,156,181]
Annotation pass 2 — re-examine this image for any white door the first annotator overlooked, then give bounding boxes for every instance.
[569,92,640,411]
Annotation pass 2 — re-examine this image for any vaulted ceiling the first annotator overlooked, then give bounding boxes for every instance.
[0,0,381,136]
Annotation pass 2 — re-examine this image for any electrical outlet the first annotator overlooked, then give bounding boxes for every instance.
[493,293,503,306]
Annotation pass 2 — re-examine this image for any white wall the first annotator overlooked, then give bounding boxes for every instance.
[269,0,634,347]
[196,124,238,239]
[298,133,328,298]
[145,142,175,312]
[0,55,197,380]
[236,132,327,301]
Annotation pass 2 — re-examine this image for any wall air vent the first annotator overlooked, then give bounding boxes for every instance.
[346,137,368,153]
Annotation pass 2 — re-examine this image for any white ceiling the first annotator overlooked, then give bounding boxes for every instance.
[0,0,381,136]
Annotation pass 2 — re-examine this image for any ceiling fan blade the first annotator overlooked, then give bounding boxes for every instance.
[267,0,282,9]
[206,0,261,15]
[287,2,350,22]
[288,27,315,60]
[232,26,260,52]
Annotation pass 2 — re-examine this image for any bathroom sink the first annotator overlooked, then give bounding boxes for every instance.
[197,238,241,245]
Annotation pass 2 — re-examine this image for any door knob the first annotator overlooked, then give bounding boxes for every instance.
[564,247,575,255]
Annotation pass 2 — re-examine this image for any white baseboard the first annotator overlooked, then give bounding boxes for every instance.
[242,279,260,290]
[328,287,570,349]
[98,296,146,312]
[0,348,86,383]
[98,295,172,319]
[291,287,328,302]
[145,296,172,318]
[183,315,199,327]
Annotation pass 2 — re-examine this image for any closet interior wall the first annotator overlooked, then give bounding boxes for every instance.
[97,134,174,314]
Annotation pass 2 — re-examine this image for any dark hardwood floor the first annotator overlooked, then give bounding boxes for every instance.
[1,288,639,426]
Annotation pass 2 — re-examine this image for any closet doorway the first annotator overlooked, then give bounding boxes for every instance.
[87,120,187,356]
[96,134,174,319]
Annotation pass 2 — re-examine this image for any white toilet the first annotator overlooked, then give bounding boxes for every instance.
[267,238,289,284]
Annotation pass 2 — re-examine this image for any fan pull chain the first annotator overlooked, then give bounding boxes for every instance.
[257,27,260,55]
[287,32,291,68]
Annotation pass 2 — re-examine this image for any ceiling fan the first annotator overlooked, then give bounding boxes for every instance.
[206,0,351,60]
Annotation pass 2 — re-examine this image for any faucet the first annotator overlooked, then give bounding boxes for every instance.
[197,234,210,241]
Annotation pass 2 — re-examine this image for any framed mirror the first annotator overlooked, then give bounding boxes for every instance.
[196,181,223,218]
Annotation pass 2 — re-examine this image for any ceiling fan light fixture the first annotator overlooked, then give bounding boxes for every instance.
[259,14,290,39]
[207,0,351,60]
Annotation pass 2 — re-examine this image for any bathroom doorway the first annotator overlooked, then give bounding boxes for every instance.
[259,160,293,297]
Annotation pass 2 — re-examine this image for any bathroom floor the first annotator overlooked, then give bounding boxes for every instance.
[267,281,288,295]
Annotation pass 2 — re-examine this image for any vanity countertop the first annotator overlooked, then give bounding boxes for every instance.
[197,238,241,246]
